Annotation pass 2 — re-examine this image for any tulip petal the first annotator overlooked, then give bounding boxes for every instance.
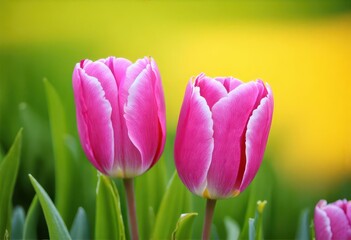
[324,205,351,240]
[102,57,132,87]
[124,64,161,176]
[206,82,259,198]
[240,83,273,191]
[73,66,114,174]
[315,200,332,240]
[120,57,149,110]
[150,58,166,165]
[195,75,227,109]
[174,82,214,195]
[215,77,242,92]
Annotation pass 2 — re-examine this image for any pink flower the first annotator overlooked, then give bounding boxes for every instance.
[73,56,166,178]
[314,199,351,240]
[174,74,273,199]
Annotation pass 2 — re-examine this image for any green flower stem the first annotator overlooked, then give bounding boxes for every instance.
[202,198,217,240]
[123,178,139,240]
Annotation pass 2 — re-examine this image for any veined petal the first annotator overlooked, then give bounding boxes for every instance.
[315,200,332,240]
[195,75,227,109]
[124,64,160,175]
[206,82,259,199]
[73,65,114,173]
[240,83,273,191]
[102,57,132,88]
[174,82,214,196]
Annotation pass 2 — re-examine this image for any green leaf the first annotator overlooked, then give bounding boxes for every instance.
[135,158,167,239]
[224,217,240,240]
[296,208,310,240]
[70,207,90,240]
[151,172,191,239]
[44,79,76,225]
[23,196,40,240]
[11,206,25,240]
[28,174,71,239]
[95,174,125,240]
[0,129,22,238]
[172,213,197,240]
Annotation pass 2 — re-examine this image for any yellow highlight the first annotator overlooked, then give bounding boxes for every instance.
[257,200,268,214]
[202,188,211,199]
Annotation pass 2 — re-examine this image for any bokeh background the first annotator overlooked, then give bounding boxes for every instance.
[1,1,351,239]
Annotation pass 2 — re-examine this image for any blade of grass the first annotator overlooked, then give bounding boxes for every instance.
[28,174,71,239]
[0,129,22,238]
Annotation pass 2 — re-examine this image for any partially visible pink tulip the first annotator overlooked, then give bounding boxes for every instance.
[174,73,273,199]
[314,199,351,240]
[73,56,166,178]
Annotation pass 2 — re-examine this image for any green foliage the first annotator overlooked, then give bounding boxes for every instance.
[11,206,25,240]
[296,209,311,240]
[44,79,77,226]
[70,207,90,240]
[172,213,198,240]
[151,172,191,239]
[0,129,22,238]
[135,158,167,239]
[23,196,40,239]
[28,174,71,239]
[95,174,125,240]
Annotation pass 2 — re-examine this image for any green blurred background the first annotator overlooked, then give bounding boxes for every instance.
[1,1,351,239]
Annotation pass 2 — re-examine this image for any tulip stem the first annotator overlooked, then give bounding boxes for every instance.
[202,198,217,240]
[123,178,139,240]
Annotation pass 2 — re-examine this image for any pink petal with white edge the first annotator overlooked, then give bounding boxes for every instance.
[150,58,166,166]
[195,75,227,109]
[174,82,214,196]
[324,205,351,240]
[73,65,114,174]
[239,82,273,191]
[206,82,259,199]
[315,200,332,240]
[120,57,149,110]
[124,65,161,176]
[102,57,132,87]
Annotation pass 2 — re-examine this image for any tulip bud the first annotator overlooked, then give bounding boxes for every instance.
[174,73,273,199]
[314,199,351,240]
[73,56,166,178]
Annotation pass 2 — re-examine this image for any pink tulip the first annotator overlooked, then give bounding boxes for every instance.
[73,56,166,178]
[314,199,351,240]
[174,73,273,199]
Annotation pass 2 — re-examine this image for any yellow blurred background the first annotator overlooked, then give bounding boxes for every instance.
[1,1,350,192]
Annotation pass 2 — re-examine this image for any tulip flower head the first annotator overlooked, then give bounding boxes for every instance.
[73,56,166,178]
[314,199,351,240]
[174,73,273,199]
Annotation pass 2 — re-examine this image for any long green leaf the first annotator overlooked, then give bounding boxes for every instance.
[135,158,167,239]
[151,172,191,239]
[23,196,40,240]
[296,208,310,240]
[0,129,22,238]
[95,174,125,239]
[11,206,25,240]
[28,174,71,239]
[44,79,76,225]
[172,213,197,240]
[70,207,90,240]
